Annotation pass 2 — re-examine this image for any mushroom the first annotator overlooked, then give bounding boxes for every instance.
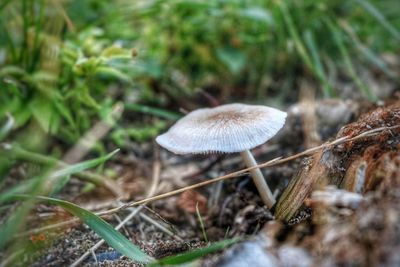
[156,103,287,209]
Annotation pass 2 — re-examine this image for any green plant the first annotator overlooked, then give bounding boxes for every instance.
[148,238,240,266]
[118,0,399,102]
[196,202,208,243]
[0,149,148,265]
[0,1,139,149]
[3,195,152,264]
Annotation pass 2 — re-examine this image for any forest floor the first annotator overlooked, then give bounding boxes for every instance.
[2,93,400,267]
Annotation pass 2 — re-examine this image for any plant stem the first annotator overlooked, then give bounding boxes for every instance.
[240,149,276,209]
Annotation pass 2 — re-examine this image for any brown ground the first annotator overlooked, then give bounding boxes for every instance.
[1,96,400,267]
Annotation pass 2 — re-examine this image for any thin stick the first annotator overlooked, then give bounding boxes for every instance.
[138,210,183,241]
[15,125,399,236]
[103,125,398,213]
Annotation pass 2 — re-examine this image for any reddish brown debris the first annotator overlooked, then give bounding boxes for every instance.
[337,101,400,150]
[275,100,400,222]
[176,190,208,214]
[256,150,400,267]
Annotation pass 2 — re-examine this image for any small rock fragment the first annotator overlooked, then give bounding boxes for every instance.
[306,186,364,209]
[218,238,278,267]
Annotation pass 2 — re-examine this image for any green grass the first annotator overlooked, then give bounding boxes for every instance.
[1,0,399,145]
[118,0,399,102]
[148,238,240,266]
[5,195,153,264]
[196,202,209,243]
[0,149,129,265]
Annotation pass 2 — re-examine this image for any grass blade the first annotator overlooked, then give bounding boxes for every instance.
[5,144,116,190]
[0,178,37,203]
[326,19,377,101]
[0,175,45,249]
[147,238,240,266]
[279,2,335,97]
[278,2,313,69]
[196,202,208,243]
[11,195,153,263]
[304,31,334,98]
[50,149,119,178]
[339,20,396,79]
[355,0,400,41]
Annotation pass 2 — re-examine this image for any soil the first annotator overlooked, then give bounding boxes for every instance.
[1,95,400,267]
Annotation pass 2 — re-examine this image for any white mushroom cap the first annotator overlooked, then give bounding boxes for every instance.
[156,103,287,154]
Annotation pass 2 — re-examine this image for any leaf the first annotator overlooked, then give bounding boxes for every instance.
[125,122,166,142]
[11,195,152,263]
[124,104,181,121]
[31,71,59,85]
[216,47,246,74]
[0,65,27,77]
[49,175,71,196]
[101,46,132,59]
[239,7,273,24]
[29,96,59,133]
[148,238,240,266]
[53,98,77,131]
[77,86,100,109]
[96,66,133,84]
[0,175,45,249]
[50,149,119,178]
[0,113,14,141]
[134,58,162,78]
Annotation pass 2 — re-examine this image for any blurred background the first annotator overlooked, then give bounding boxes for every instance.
[0,0,399,153]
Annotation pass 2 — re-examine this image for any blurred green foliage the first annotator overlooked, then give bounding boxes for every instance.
[121,0,399,99]
[0,0,399,149]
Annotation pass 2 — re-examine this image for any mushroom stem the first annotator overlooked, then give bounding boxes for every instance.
[240,150,276,208]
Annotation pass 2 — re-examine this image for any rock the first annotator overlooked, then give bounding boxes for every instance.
[218,238,278,267]
[278,245,313,267]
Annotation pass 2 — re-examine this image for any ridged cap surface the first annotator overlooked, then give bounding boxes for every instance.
[156,103,287,154]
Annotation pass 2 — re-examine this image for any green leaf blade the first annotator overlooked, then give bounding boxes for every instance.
[51,149,119,178]
[13,195,152,263]
[148,238,240,266]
